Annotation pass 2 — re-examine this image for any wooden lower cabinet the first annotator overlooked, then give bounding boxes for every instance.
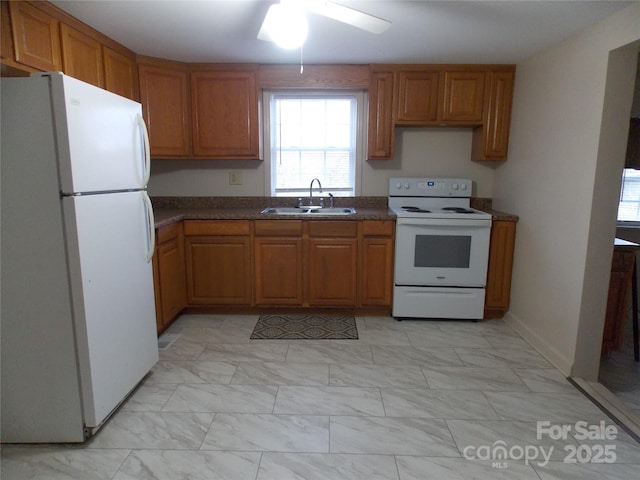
[184,221,252,305]
[254,221,303,306]
[484,219,516,318]
[308,238,358,306]
[156,219,395,311]
[153,222,187,333]
[601,248,636,357]
[308,221,358,306]
[360,221,394,306]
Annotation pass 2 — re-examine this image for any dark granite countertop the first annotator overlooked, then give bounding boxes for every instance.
[482,209,519,222]
[151,196,518,228]
[154,207,396,228]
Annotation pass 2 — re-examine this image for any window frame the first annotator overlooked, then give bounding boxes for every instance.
[617,167,640,227]
[263,89,365,198]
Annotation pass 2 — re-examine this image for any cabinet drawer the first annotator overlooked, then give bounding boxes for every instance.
[309,221,357,237]
[157,221,183,244]
[255,220,303,237]
[184,220,250,236]
[362,220,394,236]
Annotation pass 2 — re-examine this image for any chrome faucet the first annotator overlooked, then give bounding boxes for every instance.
[309,178,323,205]
[328,192,335,208]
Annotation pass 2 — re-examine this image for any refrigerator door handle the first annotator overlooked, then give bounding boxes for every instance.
[136,114,151,187]
[142,191,155,263]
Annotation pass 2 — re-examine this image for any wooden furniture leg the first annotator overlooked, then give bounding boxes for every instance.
[633,257,639,362]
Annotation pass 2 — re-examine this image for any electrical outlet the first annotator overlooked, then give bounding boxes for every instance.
[229,171,243,185]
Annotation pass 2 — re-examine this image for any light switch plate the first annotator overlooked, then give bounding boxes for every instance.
[229,171,243,185]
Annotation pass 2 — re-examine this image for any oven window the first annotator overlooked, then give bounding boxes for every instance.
[414,235,471,268]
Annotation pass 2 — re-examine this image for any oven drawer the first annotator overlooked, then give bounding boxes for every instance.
[392,286,486,319]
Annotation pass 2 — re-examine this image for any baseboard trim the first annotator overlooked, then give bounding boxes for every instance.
[503,311,574,375]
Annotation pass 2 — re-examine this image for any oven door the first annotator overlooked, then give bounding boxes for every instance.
[394,217,491,287]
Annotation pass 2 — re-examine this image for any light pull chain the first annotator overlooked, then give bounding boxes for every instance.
[300,42,304,74]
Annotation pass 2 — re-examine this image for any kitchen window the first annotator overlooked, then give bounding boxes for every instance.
[618,168,640,223]
[265,91,363,196]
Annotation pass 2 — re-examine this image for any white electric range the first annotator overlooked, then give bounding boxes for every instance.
[389,177,492,319]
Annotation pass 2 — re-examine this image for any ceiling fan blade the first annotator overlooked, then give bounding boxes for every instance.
[257,4,278,42]
[305,0,391,34]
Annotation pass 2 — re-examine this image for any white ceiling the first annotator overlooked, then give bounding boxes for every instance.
[51,0,634,64]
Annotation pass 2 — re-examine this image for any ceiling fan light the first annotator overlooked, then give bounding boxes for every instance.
[262,3,308,50]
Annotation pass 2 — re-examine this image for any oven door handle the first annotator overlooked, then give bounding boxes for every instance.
[397,219,492,228]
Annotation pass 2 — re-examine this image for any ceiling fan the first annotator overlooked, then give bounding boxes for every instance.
[257,0,391,50]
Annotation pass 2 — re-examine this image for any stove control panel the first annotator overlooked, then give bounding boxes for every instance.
[389,177,472,197]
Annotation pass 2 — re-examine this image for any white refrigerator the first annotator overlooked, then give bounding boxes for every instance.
[1,72,159,443]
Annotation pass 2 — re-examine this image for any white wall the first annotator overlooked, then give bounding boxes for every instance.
[493,3,640,378]
[148,127,494,198]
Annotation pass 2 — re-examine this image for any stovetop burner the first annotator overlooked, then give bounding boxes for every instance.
[441,207,476,214]
[402,206,432,213]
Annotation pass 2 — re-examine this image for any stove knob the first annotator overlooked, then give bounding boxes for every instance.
[452,184,459,190]
[395,182,402,189]
[404,183,410,189]
[461,184,467,190]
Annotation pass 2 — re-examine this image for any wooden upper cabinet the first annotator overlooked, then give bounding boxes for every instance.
[442,71,485,123]
[367,70,395,160]
[1,1,15,62]
[394,70,439,124]
[191,70,260,159]
[138,64,191,157]
[60,23,104,88]
[472,69,515,161]
[8,1,61,71]
[103,46,138,101]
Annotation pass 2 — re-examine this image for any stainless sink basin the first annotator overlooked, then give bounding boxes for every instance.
[260,207,357,216]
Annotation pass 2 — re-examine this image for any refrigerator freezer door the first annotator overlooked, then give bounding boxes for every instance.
[63,190,159,428]
[47,73,149,194]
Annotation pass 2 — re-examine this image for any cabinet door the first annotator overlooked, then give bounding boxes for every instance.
[60,24,104,88]
[360,221,395,307]
[9,1,61,71]
[472,70,515,161]
[360,237,393,306]
[367,70,395,160]
[104,46,139,101]
[156,228,187,329]
[601,250,635,357]
[394,70,439,124]
[185,236,252,305]
[1,1,15,62]
[191,71,260,159]
[255,237,303,305]
[442,71,485,123]
[308,238,358,306]
[485,220,516,315]
[138,64,191,157]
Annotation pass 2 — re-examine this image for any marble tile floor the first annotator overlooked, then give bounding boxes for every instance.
[3,314,640,480]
